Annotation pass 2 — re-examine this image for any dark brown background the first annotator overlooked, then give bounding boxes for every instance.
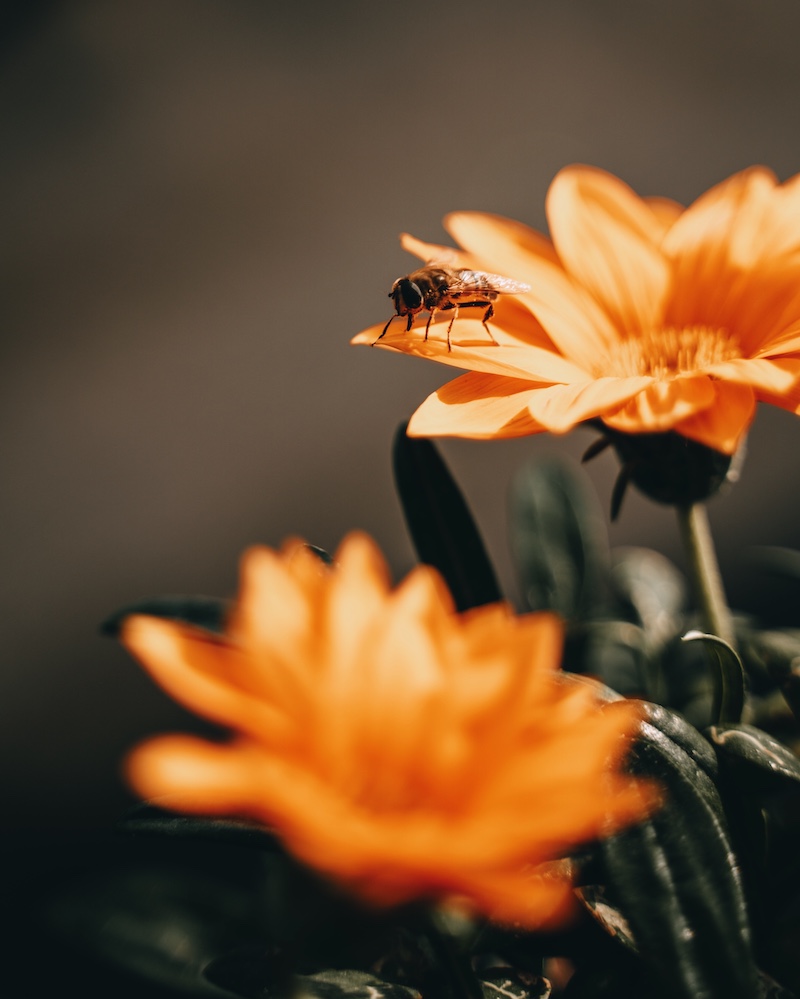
[4,0,800,829]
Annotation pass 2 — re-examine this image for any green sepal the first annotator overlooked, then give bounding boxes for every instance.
[392,423,501,611]
[508,454,608,619]
[593,703,757,999]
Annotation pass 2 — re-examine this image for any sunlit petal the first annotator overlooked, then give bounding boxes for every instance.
[672,382,756,454]
[546,166,670,335]
[445,211,621,364]
[601,375,716,434]
[408,373,549,438]
[525,376,652,432]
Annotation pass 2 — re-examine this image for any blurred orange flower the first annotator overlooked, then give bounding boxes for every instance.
[353,166,800,454]
[123,533,654,927]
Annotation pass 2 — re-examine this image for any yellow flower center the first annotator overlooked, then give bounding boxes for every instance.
[608,325,741,379]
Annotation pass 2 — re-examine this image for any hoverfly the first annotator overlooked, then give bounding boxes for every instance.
[374,264,530,351]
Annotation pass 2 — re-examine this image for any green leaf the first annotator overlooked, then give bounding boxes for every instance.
[508,454,608,619]
[706,724,800,796]
[120,801,279,850]
[43,863,270,997]
[594,703,757,999]
[682,631,746,725]
[392,423,501,611]
[204,959,423,999]
[480,968,551,999]
[100,594,230,637]
[608,547,686,646]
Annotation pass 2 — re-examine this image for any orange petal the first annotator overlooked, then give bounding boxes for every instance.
[525,377,652,432]
[601,376,717,434]
[756,172,800,258]
[122,616,295,744]
[753,358,800,413]
[662,168,777,325]
[352,315,588,383]
[672,381,756,453]
[644,195,684,232]
[546,166,671,336]
[704,357,799,394]
[445,211,621,365]
[320,533,392,693]
[125,735,262,813]
[407,373,549,439]
[398,232,471,267]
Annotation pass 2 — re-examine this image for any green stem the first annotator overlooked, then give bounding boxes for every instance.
[676,502,736,649]
[424,909,483,999]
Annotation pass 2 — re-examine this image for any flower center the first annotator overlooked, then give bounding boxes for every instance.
[608,325,741,379]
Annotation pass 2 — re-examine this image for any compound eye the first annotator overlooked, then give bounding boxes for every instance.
[398,279,423,310]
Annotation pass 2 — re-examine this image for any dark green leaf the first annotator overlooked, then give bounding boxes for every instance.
[297,970,421,999]
[204,955,422,999]
[706,724,800,795]
[101,594,230,637]
[683,631,746,725]
[594,704,757,999]
[480,968,551,999]
[509,454,608,619]
[608,547,686,646]
[577,621,652,698]
[392,423,501,611]
[120,801,279,850]
[43,865,268,996]
[740,627,800,723]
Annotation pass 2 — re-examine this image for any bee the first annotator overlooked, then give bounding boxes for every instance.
[374,264,531,351]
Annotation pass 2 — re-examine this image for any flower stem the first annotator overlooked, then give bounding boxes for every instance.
[424,909,483,999]
[676,502,736,650]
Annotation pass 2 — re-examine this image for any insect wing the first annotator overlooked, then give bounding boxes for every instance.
[454,269,531,295]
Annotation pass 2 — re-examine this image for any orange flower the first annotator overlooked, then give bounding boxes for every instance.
[352,166,800,454]
[123,533,654,927]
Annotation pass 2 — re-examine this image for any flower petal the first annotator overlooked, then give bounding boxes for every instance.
[398,232,471,267]
[122,616,297,745]
[644,195,684,232]
[445,211,621,365]
[407,372,549,439]
[352,311,589,383]
[546,166,671,336]
[126,735,262,813]
[525,376,652,432]
[601,376,718,435]
[752,358,800,413]
[704,357,799,394]
[663,167,776,263]
[662,168,777,328]
[672,381,756,454]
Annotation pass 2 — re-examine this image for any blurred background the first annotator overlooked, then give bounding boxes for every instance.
[5,0,800,830]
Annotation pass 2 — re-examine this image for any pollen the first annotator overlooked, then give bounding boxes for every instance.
[606,326,742,380]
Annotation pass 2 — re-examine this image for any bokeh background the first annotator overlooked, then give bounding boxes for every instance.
[5,0,800,830]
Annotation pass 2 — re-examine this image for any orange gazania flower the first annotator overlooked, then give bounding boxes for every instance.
[353,166,800,454]
[123,532,654,927]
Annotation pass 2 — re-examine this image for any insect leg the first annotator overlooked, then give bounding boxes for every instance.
[481,302,498,345]
[424,310,435,340]
[374,314,396,343]
[446,304,459,351]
